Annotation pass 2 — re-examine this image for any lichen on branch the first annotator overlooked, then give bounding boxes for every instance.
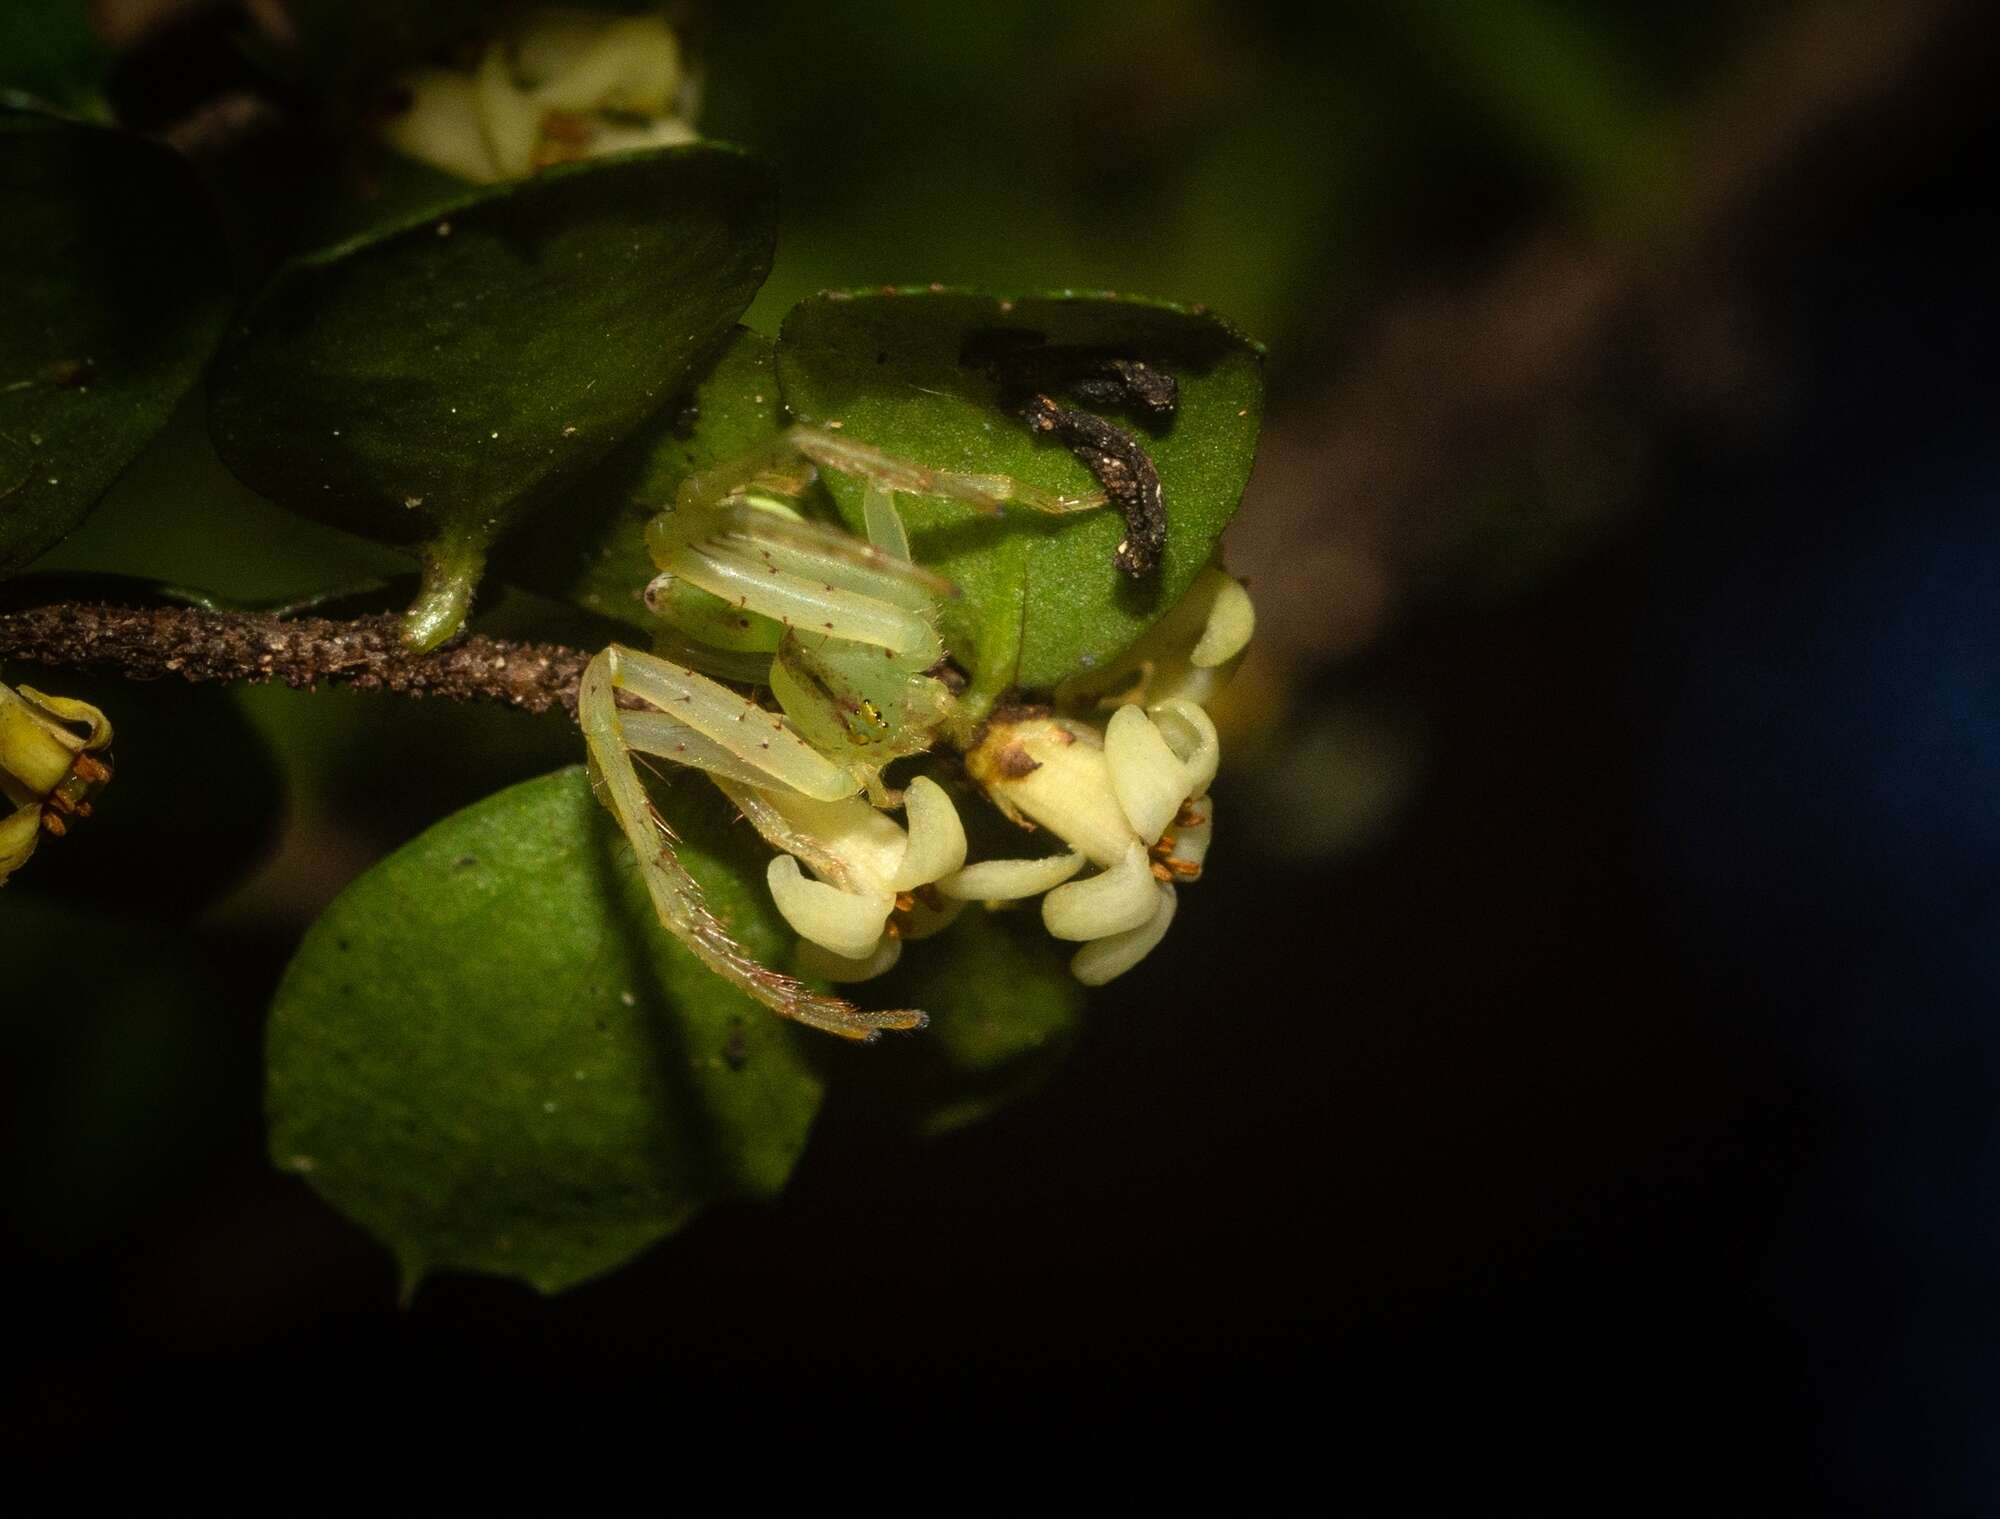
[0,603,589,719]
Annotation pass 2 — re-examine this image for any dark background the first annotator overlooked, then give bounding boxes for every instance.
[5,1,1998,1502]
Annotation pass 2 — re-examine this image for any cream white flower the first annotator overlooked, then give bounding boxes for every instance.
[955,704,1216,986]
[380,9,697,185]
[935,561,1249,985]
[721,774,966,981]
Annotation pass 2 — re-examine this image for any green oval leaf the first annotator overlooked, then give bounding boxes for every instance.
[775,288,1263,694]
[209,144,776,648]
[0,113,229,575]
[266,766,823,1295]
[496,325,785,634]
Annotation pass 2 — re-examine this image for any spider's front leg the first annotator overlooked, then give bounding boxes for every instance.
[673,424,1107,524]
[579,644,927,1041]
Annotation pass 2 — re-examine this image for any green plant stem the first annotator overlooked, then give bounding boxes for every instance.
[401,533,489,653]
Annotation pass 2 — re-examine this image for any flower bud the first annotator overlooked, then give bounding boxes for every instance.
[965,713,1136,868]
[0,681,113,885]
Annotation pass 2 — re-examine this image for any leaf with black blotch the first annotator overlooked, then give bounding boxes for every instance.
[775,288,1263,700]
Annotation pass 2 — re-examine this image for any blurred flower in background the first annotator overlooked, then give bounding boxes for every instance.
[377,7,698,183]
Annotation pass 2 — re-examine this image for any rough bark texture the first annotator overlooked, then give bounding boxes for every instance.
[0,603,589,719]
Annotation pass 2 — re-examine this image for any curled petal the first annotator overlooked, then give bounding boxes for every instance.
[1104,704,1191,845]
[1071,884,1178,986]
[797,935,903,984]
[1,803,41,882]
[1042,840,1159,942]
[766,855,894,961]
[475,43,541,179]
[938,850,1085,902]
[1150,698,1219,799]
[891,775,966,890]
[1192,570,1256,667]
[381,69,501,182]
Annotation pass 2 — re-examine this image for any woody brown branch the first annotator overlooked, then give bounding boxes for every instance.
[0,603,589,719]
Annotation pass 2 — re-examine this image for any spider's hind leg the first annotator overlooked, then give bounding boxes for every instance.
[578,645,924,1042]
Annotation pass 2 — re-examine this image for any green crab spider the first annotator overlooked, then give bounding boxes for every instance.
[579,424,1253,1042]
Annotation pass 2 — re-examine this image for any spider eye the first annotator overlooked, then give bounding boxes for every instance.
[849,698,890,742]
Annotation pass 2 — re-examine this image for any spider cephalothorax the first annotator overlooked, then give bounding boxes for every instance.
[580,400,1252,1042]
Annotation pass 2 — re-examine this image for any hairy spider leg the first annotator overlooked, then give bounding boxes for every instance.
[648,502,947,660]
[579,646,924,1040]
[785,425,1107,518]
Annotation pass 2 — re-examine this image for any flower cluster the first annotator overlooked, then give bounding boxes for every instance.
[743,565,1254,986]
[0,681,113,885]
[379,9,697,185]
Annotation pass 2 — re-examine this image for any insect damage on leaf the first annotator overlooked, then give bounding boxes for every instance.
[962,330,1177,577]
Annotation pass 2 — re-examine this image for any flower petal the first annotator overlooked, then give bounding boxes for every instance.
[890,775,966,890]
[1104,704,1190,844]
[474,43,541,180]
[766,855,894,960]
[1070,883,1178,986]
[1191,571,1256,667]
[1150,698,1220,799]
[1042,840,1159,941]
[938,850,1085,901]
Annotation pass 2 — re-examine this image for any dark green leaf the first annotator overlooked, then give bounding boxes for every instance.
[209,144,776,649]
[0,114,229,575]
[776,288,1263,696]
[497,325,785,634]
[0,3,109,117]
[827,906,1085,1137]
[265,766,824,1295]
